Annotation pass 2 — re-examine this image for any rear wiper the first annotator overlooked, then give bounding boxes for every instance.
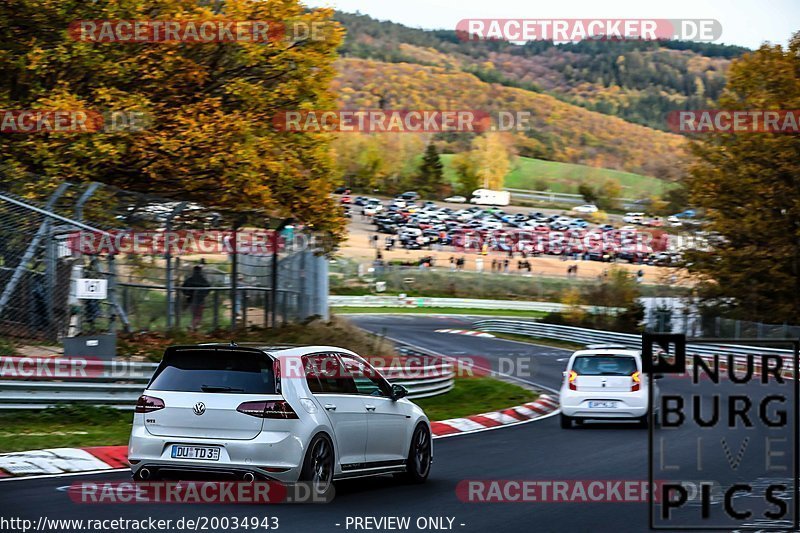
[200,385,244,392]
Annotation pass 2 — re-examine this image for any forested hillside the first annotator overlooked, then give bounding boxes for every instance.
[335,12,747,131]
[333,58,686,180]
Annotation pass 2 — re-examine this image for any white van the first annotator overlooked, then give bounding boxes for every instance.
[470,189,510,206]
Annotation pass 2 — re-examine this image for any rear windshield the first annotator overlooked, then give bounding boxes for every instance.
[572,355,637,376]
[149,350,276,393]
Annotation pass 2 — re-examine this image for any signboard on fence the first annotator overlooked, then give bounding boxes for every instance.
[75,278,107,299]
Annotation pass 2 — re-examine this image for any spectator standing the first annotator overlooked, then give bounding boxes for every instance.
[182,265,211,331]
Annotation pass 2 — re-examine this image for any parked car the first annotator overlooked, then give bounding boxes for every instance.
[443,195,466,203]
[400,191,420,201]
[363,202,383,216]
[573,204,598,214]
[129,344,432,491]
[622,212,645,224]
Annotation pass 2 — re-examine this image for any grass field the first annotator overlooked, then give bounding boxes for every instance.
[0,378,537,453]
[333,307,547,318]
[441,154,670,197]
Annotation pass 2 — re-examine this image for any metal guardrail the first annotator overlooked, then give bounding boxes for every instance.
[505,188,642,210]
[473,319,796,363]
[331,295,616,314]
[0,346,454,410]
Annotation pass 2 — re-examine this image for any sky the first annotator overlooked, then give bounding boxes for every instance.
[304,0,799,50]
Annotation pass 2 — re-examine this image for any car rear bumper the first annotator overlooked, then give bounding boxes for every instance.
[128,424,304,482]
[559,391,650,419]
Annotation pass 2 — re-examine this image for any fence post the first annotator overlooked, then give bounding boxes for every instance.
[298,251,307,320]
[164,202,186,331]
[45,227,57,339]
[212,290,219,331]
[270,231,279,328]
[174,257,181,330]
[242,288,248,327]
[230,227,239,331]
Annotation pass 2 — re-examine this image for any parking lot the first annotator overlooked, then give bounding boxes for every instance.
[338,193,690,283]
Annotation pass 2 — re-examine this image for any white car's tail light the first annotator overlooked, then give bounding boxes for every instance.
[135,395,165,413]
[237,400,299,419]
[631,371,641,392]
[568,370,578,391]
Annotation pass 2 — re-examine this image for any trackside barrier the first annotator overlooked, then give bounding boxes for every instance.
[0,346,454,410]
[330,295,617,314]
[473,319,797,378]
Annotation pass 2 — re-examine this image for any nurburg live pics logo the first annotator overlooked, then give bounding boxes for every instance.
[644,333,798,530]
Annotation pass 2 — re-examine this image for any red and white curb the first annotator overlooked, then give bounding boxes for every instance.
[435,329,495,338]
[430,394,559,437]
[0,396,559,479]
[0,446,128,479]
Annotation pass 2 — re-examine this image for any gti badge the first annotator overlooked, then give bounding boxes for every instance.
[193,402,206,416]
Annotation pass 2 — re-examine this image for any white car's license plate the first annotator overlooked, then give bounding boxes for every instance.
[588,401,618,409]
[171,445,220,460]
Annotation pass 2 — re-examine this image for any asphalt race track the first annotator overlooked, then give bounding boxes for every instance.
[0,314,795,533]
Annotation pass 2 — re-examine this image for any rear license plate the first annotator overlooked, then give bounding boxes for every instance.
[171,445,220,461]
[588,401,618,409]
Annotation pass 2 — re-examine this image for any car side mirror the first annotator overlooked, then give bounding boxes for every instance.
[391,384,408,401]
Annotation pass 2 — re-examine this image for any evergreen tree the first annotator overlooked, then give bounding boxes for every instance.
[412,142,445,198]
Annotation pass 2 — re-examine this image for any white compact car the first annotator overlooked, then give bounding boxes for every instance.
[572,204,598,214]
[129,344,432,490]
[558,346,660,428]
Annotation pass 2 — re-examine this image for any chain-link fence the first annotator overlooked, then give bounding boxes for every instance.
[0,182,328,342]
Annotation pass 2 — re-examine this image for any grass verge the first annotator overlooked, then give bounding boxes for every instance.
[0,406,132,453]
[414,377,538,421]
[0,378,537,453]
[333,307,547,318]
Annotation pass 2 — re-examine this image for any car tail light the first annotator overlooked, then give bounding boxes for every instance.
[631,371,641,392]
[135,395,164,413]
[237,400,299,419]
[568,370,578,391]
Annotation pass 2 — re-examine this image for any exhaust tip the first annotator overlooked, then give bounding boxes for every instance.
[242,472,255,482]
[139,468,151,480]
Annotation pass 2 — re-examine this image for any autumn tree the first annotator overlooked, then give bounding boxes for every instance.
[685,33,800,322]
[451,151,479,196]
[471,133,512,190]
[0,0,346,242]
[332,134,424,194]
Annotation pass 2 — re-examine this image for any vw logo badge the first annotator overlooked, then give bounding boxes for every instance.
[193,402,206,416]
